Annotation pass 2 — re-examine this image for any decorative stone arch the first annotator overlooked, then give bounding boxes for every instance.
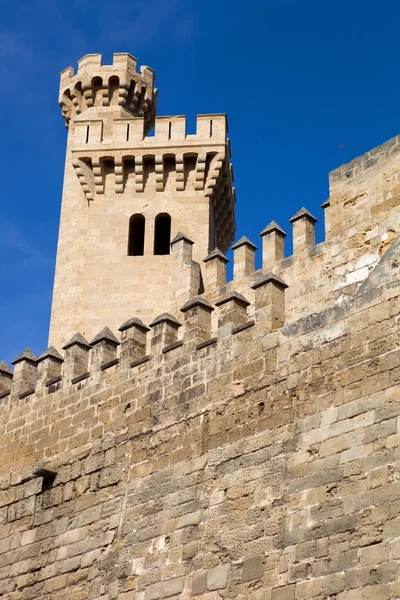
[183,152,198,188]
[108,75,120,106]
[60,88,73,125]
[91,76,103,106]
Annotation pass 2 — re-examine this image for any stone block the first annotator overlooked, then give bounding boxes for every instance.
[271,584,295,600]
[206,564,230,591]
[145,582,161,600]
[162,577,184,597]
[242,555,265,582]
[192,571,207,595]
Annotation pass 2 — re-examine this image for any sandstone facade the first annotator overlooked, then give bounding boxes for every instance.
[1,52,400,599]
[49,53,235,349]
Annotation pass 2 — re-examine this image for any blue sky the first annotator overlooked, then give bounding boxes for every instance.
[0,0,398,363]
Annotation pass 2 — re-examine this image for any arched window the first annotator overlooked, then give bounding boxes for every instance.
[154,213,171,255]
[128,214,145,256]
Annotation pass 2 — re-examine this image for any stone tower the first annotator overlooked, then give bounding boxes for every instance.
[49,53,235,349]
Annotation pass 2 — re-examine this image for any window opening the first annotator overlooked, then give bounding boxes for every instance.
[128,214,145,256]
[154,214,171,255]
[42,473,56,492]
[34,466,57,492]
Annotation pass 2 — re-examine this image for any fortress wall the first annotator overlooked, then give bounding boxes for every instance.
[205,134,400,326]
[3,51,400,600]
[1,260,400,599]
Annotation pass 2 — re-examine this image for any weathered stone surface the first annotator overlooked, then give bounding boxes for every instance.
[2,48,400,600]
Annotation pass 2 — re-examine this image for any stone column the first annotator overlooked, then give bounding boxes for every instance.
[90,327,120,370]
[171,232,194,264]
[215,292,250,337]
[62,333,91,382]
[171,232,201,306]
[180,296,214,345]
[232,236,257,280]
[11,349,37,398]
[36,347,64,391]
[0,362,13,394]
[289,208,317,255]
[203,248,228,291]
[150,313,181,353]
[260,221,286,269]
[119,317,150,367]
[251,273,288,330]
[321,199,331,238]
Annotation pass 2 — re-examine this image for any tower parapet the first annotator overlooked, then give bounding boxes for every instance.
[59,53,157,133]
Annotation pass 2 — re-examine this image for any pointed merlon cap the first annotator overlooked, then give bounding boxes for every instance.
[62,332,91,351]
[119,317,150,333]
[0,361,13,377]
[289,207,318,224]
[170,232,194,246]
[215,291,251,309]
[251,272,289,291]
[180,296,215,313]
[149,313,182,328]
[11,348,37,366]
[260,221,287,238]
[37,346,64,364]
[231,236,257,251]
[90,327,120,347]
[203,248,229,264]
[321,199,330,209]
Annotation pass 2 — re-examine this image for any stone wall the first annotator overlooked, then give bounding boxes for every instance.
[1,224,400,598]
[2,61,400,598]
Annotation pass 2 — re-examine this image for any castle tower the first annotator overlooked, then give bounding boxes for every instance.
[49,53,235,348]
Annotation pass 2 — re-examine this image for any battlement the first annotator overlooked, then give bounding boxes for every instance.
[71,113,228,147]
[59,53,157,132]
[1,236,399,472]
[2,184,400,404]
[2,255,395,406]
[0,280,285,402]
[68,112,235,254]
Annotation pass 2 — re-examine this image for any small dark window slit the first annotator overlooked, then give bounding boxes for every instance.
[154,213,171,255]
[41,473,56,492]
[34,465,58,492]
[210,119,213,137]
[168,121,172,140]
[128,214,145,256]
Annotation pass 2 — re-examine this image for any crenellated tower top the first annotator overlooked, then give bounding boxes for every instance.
[59,52,157,133]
